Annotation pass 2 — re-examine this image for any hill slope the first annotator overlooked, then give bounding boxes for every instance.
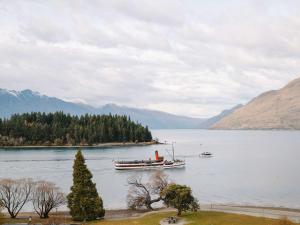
[212,77,300,129]
[97,103,204,129]
[197,104,243,128]
[0,89,204,129]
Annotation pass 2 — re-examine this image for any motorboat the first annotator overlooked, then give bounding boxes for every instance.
[200,152,213,157]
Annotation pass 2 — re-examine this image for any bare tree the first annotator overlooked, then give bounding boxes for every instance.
[0,178,34,218]
[127,171,169,210]
[32,181,66,218]
[149,171,169,195]
[0,202,3,217]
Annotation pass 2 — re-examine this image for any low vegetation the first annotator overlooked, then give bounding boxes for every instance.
[0,112,152,146]
[161,183,199,216]
[0,204,3,218]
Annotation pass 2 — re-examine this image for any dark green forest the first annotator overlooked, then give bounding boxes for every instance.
[0,112,152,146]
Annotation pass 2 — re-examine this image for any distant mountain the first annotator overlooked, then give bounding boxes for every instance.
[0,89,91,117]
[0,88,204,129]
[96,103,205,129]
[196,104,243,128]
[212,77,300,130]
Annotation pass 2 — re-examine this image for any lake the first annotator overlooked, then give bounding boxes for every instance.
[0,129,300,210]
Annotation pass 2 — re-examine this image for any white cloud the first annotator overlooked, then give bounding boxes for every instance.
[0,0,300,117]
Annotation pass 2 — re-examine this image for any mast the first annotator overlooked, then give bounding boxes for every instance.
[172,141,175,161]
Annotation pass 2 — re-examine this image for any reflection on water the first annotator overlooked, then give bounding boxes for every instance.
[0,130,300,209]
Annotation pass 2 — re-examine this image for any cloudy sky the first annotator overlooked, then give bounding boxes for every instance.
[0,0,300,118]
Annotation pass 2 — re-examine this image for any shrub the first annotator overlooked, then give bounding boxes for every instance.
[161,183,199,216]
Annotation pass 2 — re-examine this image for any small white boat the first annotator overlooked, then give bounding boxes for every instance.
[200,152,213,157]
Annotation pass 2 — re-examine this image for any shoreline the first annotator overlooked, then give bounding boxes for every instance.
[0,141,162,149]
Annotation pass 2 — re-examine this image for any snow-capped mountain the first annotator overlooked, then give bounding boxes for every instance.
[0,88,205,128]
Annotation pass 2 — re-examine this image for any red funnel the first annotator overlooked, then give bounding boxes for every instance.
[155,150,159,161]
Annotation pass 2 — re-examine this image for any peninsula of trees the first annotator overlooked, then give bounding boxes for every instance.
[0,112,152,146]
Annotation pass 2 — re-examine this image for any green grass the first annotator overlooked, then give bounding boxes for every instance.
[184,211,295,225]
[0,214,72,225]
[90,212,173,225]
[90,211,298,225]
[1,211,298,225]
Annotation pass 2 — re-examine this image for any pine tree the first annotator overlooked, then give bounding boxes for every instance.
[67,150,105,221]
[0,112,152,146]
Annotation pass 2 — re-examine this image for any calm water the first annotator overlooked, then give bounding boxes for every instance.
[0,130,300,210]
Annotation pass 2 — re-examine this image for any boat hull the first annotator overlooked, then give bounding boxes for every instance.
[114,161,185,170]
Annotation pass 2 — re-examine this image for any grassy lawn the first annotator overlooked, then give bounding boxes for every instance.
[1,211,298,225]
[0,214,73,225]
[184,211,295,225]
[91,211,297,225]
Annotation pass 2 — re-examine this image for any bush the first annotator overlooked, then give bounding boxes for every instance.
[0,204,4,218]
[277,216,293,225]
[161,183,199,216]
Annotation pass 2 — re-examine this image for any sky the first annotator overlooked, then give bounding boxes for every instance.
[0,0,300,118]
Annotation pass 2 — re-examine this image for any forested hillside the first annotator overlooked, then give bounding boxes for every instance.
[0,112,152,146]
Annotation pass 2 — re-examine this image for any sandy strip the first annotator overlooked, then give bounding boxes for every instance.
[201,204,300,222]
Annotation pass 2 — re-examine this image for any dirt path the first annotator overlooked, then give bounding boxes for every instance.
[104,208,176,220]
[160,218,187,225]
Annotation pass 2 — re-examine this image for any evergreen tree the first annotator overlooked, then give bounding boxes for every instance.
[67,150,105,221]
[0,112,153,146]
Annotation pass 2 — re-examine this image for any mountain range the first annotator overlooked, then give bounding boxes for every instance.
[0,89,211,129]
[212,77,300,129]
[2,77,299,129]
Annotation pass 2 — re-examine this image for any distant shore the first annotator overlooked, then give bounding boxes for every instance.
[0,141,162,149]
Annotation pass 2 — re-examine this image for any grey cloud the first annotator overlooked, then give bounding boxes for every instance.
[0,0,300,117]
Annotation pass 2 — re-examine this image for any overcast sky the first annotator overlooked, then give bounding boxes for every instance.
[0,0,300,117]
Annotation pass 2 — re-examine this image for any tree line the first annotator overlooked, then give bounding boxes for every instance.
[0,112,152,146]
